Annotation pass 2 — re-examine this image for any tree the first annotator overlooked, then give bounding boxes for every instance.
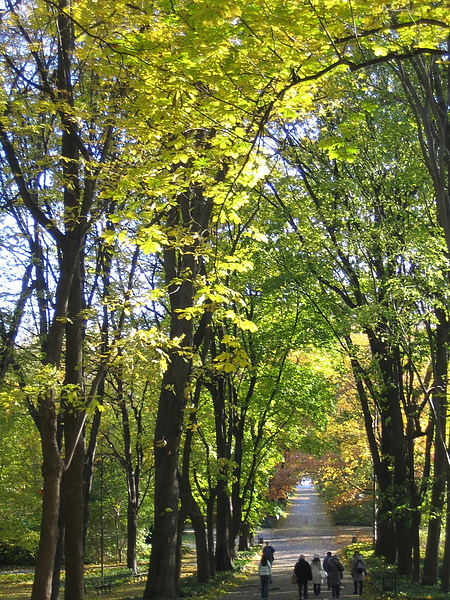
[0,2,125,597]
[391,43,450,588]
[263,68,446,574]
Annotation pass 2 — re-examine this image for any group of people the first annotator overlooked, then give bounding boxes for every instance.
[258,543,367,600]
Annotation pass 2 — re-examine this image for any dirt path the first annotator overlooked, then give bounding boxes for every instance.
[218,479,357,600]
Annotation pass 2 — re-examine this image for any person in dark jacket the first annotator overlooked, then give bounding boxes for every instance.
[294,554,313,600]
[323,551,332,589]
[327,554,344,599]
[263,541,275,563]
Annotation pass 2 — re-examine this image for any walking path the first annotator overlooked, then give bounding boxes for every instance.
[218,479,356,600]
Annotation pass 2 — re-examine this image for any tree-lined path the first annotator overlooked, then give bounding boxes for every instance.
[219,480,354,600]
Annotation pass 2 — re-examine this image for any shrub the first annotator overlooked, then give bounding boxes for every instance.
[0,543,36,566]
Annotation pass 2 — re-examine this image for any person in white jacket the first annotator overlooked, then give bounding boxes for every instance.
[311,554,323,596]
[258,554,272,600]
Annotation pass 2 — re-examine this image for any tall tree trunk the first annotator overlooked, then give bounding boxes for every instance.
[369,332,414,571]
[180,377,210,583]
[215,482,233,571]
[143,356,189,598]
[64,415,86,600]
[127,500,138,573]
[121,387,139,573]
[51,477,65,600]
[229,377,257,557]
[84,408,101,550]
[347,340,397,562]
[441,472,450,591]
[208,370,233,571]
[422,312,449,585]
[144,190,212,599]
[375,460,397,564]
[31,398,63,600]
[206,493,217,577]
[396,54,450,584]
[63,256,86,600]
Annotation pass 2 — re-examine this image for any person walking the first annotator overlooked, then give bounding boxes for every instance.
[263,541,275,563]
[311,554,322,597]
[351,551,367,596]
[323,551,332,589]
[327,554,344,599]
[294,554,313,600]
[258,554,272,600]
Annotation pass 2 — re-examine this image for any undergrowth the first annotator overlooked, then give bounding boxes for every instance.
[179,549,258,599]
[343,542,449,600]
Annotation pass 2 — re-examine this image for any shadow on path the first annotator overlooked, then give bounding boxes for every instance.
[219,480,355,600]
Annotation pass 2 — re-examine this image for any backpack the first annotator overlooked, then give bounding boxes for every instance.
[355,559,364,574]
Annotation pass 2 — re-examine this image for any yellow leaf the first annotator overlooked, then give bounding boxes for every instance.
[224,5,242,18]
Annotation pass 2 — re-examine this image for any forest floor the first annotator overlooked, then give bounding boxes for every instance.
[1,551,205,599]
[0,482,372,600]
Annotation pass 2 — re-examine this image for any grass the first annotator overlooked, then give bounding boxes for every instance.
[0,549,258,600]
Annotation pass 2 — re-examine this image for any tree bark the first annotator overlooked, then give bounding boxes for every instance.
[422,312,449,585]
[120,388,139,573]
[31,397,63,600]
[211,376,233,571]
[144,190,213,599]
[441,472,450,591]
[179,378,210,583]
[63,253,86,600]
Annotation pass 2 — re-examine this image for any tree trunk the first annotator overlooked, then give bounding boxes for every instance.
[375,460,397,564]
[143,362,187,599]
[191,502,210,583]
[209,376,233,571]
[31,398,63,600]
[63,255,86,600]
[369,332,414,572]
[51,480,65,600]
[229,377,257,559]
[120,384,139,572]
[180,384,210,583]
[63,414,86,600]
[347,341,397,563]
[215,481,233,571]
[206,493,217,577]
[144,190,212,599]
[441,473,450,591]
[422,312,449,585]
[84,408,101,550]
[238,523,251,551]
[127,500,138,572]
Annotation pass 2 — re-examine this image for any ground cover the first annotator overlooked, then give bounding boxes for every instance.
[0,549,257,600]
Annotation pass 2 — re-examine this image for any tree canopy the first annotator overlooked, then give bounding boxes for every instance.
[0,1,449,599]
